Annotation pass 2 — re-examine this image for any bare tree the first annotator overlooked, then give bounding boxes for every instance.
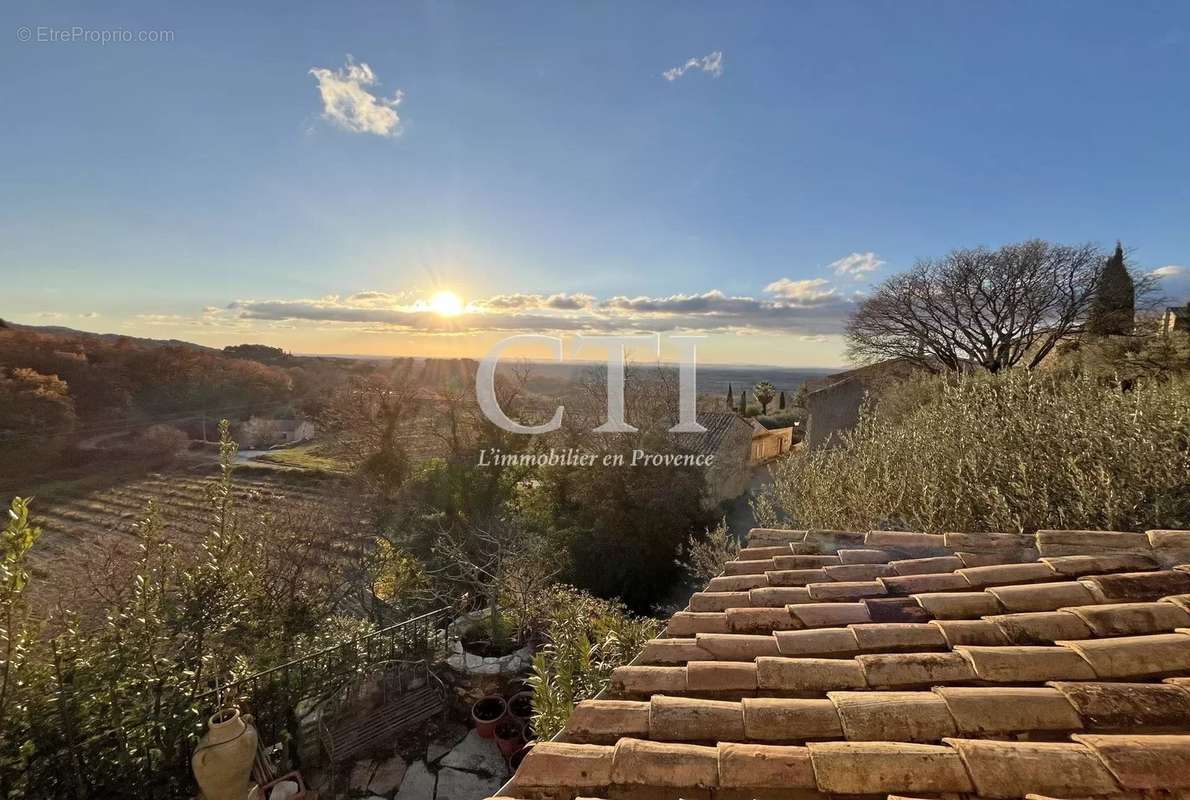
[847,240,1118,372]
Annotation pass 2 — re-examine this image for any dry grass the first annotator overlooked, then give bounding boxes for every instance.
[763,370,1190,534]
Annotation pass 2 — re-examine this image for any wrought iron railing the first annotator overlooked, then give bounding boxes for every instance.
[196,607,452,744]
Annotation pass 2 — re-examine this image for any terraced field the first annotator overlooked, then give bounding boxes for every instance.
[24,465,362,616]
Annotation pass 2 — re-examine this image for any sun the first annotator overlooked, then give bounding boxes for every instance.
[428,290,464,317]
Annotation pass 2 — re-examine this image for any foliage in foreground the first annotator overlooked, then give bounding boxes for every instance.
[526,586,661,741]
[762,369,1190,534]
[678,518,738,584]
[0,424,381,800]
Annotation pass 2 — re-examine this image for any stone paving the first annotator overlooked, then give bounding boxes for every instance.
[344,724,510,800]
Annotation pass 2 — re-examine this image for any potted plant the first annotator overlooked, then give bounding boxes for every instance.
[508,741,533,772]
[493,718,524,757]
[507,689,533,722]
[471,695,507,739]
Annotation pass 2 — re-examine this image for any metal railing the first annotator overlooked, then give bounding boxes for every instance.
[196,607,452,744]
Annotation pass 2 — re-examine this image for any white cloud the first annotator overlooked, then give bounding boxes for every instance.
[662,51,724,81]
[763,278,838,306]
[309,55,404,136]
[1150,265,1184,279]
[830,251,885,279]
[227,284,854,336]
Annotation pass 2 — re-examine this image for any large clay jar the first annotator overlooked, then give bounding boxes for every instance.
[192,708,259,800]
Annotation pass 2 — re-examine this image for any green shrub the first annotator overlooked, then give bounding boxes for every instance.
[0,423,387,799]
[526,586,661,741]
[763,370,1190,534]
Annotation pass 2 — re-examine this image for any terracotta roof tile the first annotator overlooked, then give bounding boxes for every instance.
[725,607,799,633]
[686,660,758,692]
[1042,552,1159,576]
[723,558,776,575]
[807,741,974,794]
[1064,601,1190,637]
[985,610,1094,644]
[1059,633,1190,678]
[823,563,897,581]
[880,572,972,595]
[738,545,794,560]
[931,619,1012,647]
[913,591,1004,619]
[787,602,872,628]
[857,651,977,688]
[756,656,867,692]
[639,638,712,664]
[1050,681,1190,729]
[705,574,769,592]
[850,622,948,653]
[801,529,867,550]
[609,738,718,788]
[955,644,1098,682]
[773,628,860,658]
[934,686,1083,735]
[1071,734,1190,790]
[611,666,686,695]
[772,554,843,569]
[718,742,816,788]
[746,528,807,546]
[986,581,1098,613]
[889,555,965,576]
[513,742,614,788]
[765,568,829,587]
[748,586,811,606]
[1036,529,1152,556]
[694,632,781,660]
[688,591,750,612]
[565,701,650,744]
[666,611,730,636]
[806,579,889,601]
[943,531,1032,553]
[863,596,935,623]
[863,531,950,555]
[1080,569,1190,602]
[828,691,958,742]
[837,548,894,564]
[945,738,1120,798]
[648,695,743,741]
[741,697,844,741]
[503,527,1190,800]
[957,561,1057,587]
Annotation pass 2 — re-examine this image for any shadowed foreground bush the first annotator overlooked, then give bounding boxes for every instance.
[763,370,1190,534]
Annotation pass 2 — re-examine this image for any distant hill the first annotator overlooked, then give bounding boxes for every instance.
[0,320,220,352]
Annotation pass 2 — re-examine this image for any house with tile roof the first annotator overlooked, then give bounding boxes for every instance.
[670,412,754,507]
[492,525,1190,800]
[747,418,794,463]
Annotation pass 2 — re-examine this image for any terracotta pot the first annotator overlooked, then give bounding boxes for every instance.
[507,690,534,722]
[471,695,507,739]
[508,742,533,772]
[192,708,259,800]
[493,719,524,757]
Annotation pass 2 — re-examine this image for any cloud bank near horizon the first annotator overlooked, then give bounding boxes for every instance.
[219,281,856,337]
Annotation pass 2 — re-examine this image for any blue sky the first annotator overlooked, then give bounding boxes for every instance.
[3,1,1188,366]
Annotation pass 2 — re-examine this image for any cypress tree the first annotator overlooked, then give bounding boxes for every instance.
[778,391,786,410]
[1087,242,1135,336]
[726,383,734,409]
[738,389,747,414]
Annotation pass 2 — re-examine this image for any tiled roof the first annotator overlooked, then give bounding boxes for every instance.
[494,526,1190,800]
[670,412,751,457]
